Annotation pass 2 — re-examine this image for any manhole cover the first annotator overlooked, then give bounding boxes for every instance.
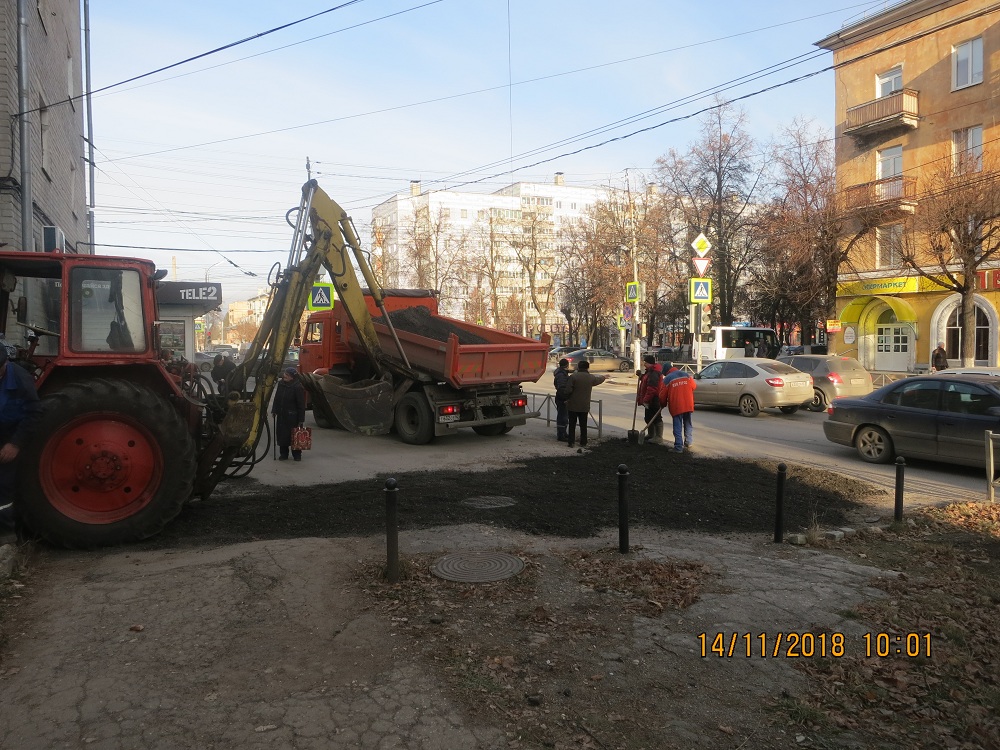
[462,495,517,509]
[430,551,525,582]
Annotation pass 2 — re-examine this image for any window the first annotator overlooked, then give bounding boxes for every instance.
[884,380,940,409]
[946,305,990,361]
[877,66,902,98]
[876,224,902,268]
[953,37,983,90]
[941,382,1000,415]
[460,209,468,219]
[877,145,902,179]
[953,125,983,173]
[70,268,146,353]
[440,207,450,219]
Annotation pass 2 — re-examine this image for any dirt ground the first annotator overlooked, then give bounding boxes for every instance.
[2,439,998,749]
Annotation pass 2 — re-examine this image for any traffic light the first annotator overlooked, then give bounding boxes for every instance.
[700,304,712,334]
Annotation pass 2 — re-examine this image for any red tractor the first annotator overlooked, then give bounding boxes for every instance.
[0,252,266,547]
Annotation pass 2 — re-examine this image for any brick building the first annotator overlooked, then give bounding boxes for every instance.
[0,1,87,254]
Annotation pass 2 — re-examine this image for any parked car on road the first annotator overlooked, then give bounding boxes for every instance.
[776,354,873,412]
[562,348,634,372]
[693,358,813,417]
[192,351,217,372]
[548,345,578,361]
[823,373,1000,467]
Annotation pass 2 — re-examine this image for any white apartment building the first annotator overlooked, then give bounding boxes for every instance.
[371,173,608,335]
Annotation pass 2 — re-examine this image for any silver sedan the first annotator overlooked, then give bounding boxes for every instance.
[693,358,814,417]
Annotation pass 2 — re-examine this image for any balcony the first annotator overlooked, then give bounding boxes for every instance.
[844,89,919,137]
[844,176,917,214]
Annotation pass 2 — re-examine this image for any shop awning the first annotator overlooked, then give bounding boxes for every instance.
[839,294,918,324]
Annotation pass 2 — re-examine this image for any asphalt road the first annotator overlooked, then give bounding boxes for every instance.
[523,372,989,507]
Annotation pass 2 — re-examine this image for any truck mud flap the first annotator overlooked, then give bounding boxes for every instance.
[301,372,394,436]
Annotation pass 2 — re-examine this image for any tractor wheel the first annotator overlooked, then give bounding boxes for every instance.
[473,424,507,436]
[394,392,435,445]
[18,379,197,548]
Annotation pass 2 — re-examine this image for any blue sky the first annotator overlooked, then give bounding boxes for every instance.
[87,0,894,302]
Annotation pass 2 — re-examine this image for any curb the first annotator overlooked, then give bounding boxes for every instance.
[0,542,22,580]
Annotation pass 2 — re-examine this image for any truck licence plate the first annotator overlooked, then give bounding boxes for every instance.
[439,414,460,423]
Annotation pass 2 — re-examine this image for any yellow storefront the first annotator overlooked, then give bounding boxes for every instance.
[831,275,1000,372]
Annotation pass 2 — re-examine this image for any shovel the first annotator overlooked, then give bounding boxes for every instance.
[636,405,667,446]
[627,375,643,443]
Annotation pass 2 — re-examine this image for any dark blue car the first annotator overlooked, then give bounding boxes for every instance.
[823,373,1000,467]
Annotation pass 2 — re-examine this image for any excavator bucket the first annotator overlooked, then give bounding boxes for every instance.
[300,372,394,436]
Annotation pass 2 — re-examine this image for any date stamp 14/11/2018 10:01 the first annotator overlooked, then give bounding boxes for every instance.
[698,632,933,659]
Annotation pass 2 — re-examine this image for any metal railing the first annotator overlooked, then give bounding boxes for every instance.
[528,393,603,440]
[985,431,1000,503]
[845,89,919,133]
[845,175,918,211]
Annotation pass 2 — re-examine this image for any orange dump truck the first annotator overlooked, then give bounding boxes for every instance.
[298,289,550,444]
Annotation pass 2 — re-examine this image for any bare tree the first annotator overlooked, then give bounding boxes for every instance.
[654,100,768,326]
[506,204,565,334]
[230,317,259,344]
[470,211,516,327]
[401,205,471,312]
[901,154,1000,366]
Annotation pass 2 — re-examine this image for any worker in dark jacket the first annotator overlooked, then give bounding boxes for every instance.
[637,355,663,442]
[563,360,606,449]
[553,357,570,441]
[0,346,42,531]
[271,367,306,461]
[211,353,237,391]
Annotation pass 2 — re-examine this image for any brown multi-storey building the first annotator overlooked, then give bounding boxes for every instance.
[0,1,87,253]
[817,0,999,371]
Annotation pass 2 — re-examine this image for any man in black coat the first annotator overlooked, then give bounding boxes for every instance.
[271,368,306,461]
[211,353,237,392]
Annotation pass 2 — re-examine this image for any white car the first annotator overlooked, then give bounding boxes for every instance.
[693,358,814,417]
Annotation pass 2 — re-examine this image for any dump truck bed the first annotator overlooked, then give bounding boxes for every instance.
[357,307,549,388]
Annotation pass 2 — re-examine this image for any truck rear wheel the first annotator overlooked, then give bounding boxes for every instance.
[394,392,434,445]
[19,379,197,548]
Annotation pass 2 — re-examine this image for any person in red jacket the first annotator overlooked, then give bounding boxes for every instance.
[659,366,697,453]
[637,355,663,442]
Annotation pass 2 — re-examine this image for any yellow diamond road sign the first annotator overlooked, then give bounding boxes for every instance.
[690,277,712,304]
[691,233,712,257]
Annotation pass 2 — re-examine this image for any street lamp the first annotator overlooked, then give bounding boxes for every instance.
[205,261,223,282]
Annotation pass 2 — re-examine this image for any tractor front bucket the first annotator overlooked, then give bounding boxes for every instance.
[301,372,395,435]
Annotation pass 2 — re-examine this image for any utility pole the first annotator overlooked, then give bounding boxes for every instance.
[626,173,641,369]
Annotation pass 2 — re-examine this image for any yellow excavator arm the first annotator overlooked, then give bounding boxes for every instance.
[207,181,404,479]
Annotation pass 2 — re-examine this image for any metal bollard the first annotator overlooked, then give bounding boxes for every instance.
[384,478,399,583]
[894,457,905,522]
[617,464,629,553]
[774,463,787,543]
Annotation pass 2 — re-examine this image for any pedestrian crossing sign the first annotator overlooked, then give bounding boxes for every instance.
[626,281,639,303]
[689,277,712,304]
[618,315,628,330]
[308,282,335,310]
